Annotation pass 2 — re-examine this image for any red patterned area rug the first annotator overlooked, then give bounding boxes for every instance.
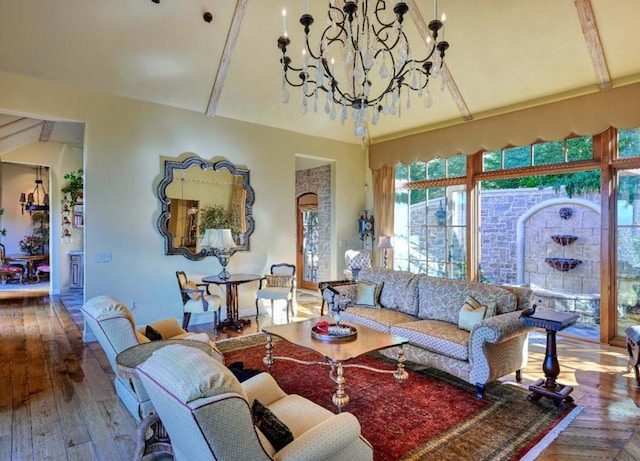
[218,334,582,461]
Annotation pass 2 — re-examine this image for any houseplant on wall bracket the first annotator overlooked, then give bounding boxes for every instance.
[0,208,6,238]
[61,168,84,206]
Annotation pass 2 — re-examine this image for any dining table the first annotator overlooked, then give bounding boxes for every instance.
[6,253,49,282]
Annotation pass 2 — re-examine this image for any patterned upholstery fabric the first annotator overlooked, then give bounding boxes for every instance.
[80,295,224,421]
[322,271,534,391]
[359,267,420,316]
[136,348,374,461]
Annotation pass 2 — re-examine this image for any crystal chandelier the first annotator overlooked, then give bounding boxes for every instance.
[277,0,449,141]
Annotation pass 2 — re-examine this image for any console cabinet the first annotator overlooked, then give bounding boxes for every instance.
[69,251,84,289]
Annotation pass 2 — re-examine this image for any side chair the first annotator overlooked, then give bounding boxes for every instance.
[176,271,222,335]
[255,263,296,322]
[0,243,24,284]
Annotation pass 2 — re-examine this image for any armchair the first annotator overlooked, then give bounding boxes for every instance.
[344,249,371,282]
[176,271,222,333]
[80,295,223,421]
[255,263,296,323]
[136,344,373,461]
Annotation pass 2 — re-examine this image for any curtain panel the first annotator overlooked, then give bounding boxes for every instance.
[372,166,395,266]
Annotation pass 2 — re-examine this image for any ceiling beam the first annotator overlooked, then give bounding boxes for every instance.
[206,0,247,116]
[574,0,611,90]
[406,0,472,121]
[39,121,54,142]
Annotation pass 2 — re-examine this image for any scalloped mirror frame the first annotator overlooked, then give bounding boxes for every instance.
[157,157,255,261]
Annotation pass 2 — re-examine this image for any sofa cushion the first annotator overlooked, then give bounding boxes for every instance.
[458,297,496,332]
[359,267,420,316]
[390,320,469,362]
[353,281,383,308]
[418,276,517,322]
[340,307,417,333]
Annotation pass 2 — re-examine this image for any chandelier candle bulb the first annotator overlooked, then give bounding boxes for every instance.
[281,8,286,35]
[434,0,437,19]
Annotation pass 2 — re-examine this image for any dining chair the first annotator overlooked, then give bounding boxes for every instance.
[176,271,222,334]
[0,243,24,284]
[255,263,296,322]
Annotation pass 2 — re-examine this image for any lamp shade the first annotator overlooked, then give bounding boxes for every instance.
[378,235,393,249]
[202,228,236,249]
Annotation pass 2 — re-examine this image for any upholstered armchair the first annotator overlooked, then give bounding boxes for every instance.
[136,344,373,461]
[344,249,371,282]
[176,271,222,333]
[80,295,223,421]
[255,263,296,322]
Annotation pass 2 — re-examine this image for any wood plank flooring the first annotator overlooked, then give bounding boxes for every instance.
[1,293,639,460]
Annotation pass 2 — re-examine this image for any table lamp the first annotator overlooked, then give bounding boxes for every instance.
[378,235,393,269]
[202,228,236,279]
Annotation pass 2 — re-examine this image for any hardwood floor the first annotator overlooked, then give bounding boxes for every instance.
[1,293,639,460]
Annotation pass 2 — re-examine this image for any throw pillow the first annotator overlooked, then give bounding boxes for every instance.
[353,281,383,308]
[252,399,294,451]
[184,281,201,300]
[266,275,293,288]
[145,325,164,341]
[458,296,496,331]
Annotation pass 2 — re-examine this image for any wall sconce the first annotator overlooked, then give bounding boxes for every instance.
[202,228,236,279]
[378,235,393,269]
[435,200,447,226]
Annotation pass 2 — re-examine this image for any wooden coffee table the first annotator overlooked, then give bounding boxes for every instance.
[262,317,409,411]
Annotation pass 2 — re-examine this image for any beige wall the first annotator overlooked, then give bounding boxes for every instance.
[0,71,366,329]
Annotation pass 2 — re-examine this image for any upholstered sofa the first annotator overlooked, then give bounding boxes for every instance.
[323,267,534,397]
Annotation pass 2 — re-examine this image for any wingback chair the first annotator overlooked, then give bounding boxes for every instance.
[344,249,371,282]
[136,344,373,461]
[80,295,223,421]
[176,271,222,334]
[255,263,296,322]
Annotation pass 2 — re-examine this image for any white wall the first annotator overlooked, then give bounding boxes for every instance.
[0,71,366,330]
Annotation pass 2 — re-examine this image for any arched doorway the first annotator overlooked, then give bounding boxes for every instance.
[297,193,318,290]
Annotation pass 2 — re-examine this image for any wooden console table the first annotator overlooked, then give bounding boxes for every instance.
[523,309,579,410]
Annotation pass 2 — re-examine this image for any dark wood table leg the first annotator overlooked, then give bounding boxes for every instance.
[217,283,251,332]
[527,328,574,410]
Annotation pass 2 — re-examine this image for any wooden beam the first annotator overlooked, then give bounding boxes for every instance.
[406,0,472,121]
[206,0,248,117]
[574,0,611,90]
[39,121,54,142]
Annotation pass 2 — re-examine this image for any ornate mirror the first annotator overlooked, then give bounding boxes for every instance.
[157,157,255,261]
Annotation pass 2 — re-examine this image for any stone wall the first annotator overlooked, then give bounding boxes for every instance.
[296,165,331,282]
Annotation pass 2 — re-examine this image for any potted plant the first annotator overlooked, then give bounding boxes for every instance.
[62,168,84,206]
[198,205,236,235]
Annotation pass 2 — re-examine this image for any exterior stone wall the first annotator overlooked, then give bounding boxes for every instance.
[296,165,331,282]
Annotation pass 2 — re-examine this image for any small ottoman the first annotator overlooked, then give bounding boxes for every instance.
[625,325,640,386]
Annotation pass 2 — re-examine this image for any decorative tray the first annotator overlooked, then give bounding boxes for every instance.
[311,323,358,342]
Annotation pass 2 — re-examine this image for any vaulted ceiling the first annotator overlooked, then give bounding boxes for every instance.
[0,0,639,149]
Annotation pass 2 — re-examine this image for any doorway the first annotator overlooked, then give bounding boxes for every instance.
[297,193,318,290]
